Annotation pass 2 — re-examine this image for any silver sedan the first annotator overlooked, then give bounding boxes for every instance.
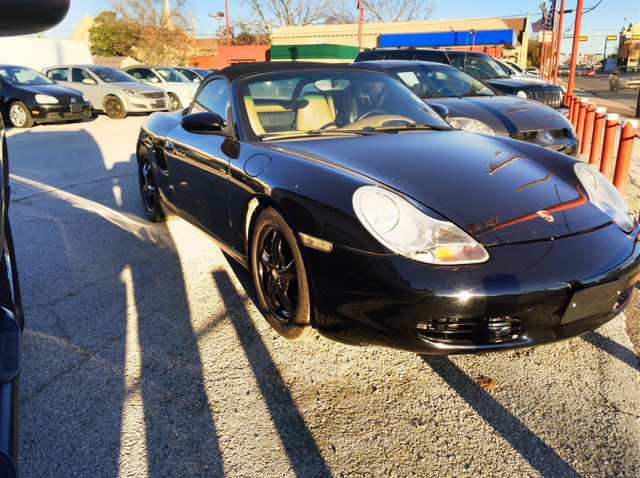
[42,64,169,119]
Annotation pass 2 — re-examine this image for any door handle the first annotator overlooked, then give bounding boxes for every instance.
[165,140,173,151]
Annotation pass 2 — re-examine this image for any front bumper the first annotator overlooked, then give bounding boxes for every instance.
[122,95,168,112]
[306,223,640,354]
[29,101,92,122]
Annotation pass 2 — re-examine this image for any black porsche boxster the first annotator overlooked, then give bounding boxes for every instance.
[137,62,640,354]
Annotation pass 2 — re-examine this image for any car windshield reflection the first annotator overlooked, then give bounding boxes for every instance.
[238,71,452,139]
[88,67,137,83]
[155,68,189,82]
[385,64,496,98]
[0,66,54,85]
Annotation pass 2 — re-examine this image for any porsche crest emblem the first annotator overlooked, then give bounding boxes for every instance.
[537,210,554,222]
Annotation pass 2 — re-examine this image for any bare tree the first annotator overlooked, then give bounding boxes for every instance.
[242,0,333,34]
[326,0,436,24]
[109,0,192,64]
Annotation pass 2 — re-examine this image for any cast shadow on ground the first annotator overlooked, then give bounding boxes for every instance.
[581,331,640,372]
[421,355,583,478]
[214,258,333,478]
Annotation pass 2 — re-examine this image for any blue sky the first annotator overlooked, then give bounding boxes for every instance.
[45,0,639,58]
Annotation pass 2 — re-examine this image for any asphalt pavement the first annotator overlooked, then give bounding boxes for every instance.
[572,72,639,112]
[6,114,640,477]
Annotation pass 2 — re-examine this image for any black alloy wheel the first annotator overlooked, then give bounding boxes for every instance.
[0,218,23,330]
[251,207,315,341]
[104,96,127,119]
[137,153,165,222]
[168,93,181,112]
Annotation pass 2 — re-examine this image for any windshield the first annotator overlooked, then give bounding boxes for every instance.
[89,66,136,83]
[618,66,640,74]
[446,52,509,79]
[0,66,54,85]
[238,70,451,140]
[386,64,496,97]
[506,61,525,74]
[155,68,189,82]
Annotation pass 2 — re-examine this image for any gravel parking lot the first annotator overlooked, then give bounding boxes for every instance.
[6,114,640,477]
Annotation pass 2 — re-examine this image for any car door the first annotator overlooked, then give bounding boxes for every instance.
[70,68,102,107]
[163,78,233,246]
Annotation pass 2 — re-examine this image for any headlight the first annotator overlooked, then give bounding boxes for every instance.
[124,89,143,97]
[574,163,635,233]
[516,90,528,98]
[352,186,489,265]
[181,87,192,95]
[35,94,58,104]
[447,117,495,135]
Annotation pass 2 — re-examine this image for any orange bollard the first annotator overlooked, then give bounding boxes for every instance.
[567,95,575,122]
[589,107,606,165]
[581,102,596,155]
[577,98,589,142]
[613,119,639,196]
[571,97,581,130]
[600,113,619,180]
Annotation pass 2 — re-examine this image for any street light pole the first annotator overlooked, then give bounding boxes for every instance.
[567,0,584,97]
[553,0,565,84]
[225,0,230,67]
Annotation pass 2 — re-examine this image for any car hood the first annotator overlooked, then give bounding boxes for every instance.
[14,84,82,98]
[105,82,166,93]
[425,96,569,136]
[485,78,561,90]
[272,132,608,245]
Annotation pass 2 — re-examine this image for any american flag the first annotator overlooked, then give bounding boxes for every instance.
[531,18,544,32]
[544,0,557,31]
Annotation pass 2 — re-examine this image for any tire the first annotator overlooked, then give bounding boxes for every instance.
[251,207,315,341]
[137,151,165,222]
[609,83,614,92]
[8,102,33,128]
[0,218,23,331]
[104,96,127,119]
[167,93,182,112]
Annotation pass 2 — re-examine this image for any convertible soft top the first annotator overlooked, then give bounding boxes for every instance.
[216,61,364,83]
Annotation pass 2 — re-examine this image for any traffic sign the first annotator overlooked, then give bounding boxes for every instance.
[579,36,588,41]
[606,35,617,40]
[633,35,640,40]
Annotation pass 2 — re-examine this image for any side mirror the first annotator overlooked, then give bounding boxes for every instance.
[150,78,159,83]
[509,68,516,76]
[180,112,224,135]
[82,78,97,85]
[194,78,201,83]
[429,103,449,119]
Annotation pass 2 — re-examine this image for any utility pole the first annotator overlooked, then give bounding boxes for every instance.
[552,0,566,84]
[190,13,197,57]
[225,0,230,66]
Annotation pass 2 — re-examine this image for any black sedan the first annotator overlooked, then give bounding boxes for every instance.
[137,62,640,354]
[353,61,578,155]
[0,65,91,128]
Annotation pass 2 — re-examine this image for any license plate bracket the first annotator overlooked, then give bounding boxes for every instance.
[561,279,627,324]
[70,104,82,113]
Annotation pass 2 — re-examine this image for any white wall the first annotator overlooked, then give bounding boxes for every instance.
[0,37,92,71]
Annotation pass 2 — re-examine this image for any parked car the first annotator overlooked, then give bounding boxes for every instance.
[0,64,91,128]
[609,66,640,91]
[355,48,566,110]
[137,62,639,354]
[526,67,539,75]
[0,0,72,474]
[353,61,577,155]
[173,66,216,83]
[121,65,198,111]
[42,64,168,119]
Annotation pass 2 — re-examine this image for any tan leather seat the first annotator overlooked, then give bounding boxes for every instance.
[296,94,336,131]
[243,96,266,136]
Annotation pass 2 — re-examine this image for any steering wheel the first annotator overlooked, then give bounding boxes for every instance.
[355,109,387,121]
[437,86,455,95]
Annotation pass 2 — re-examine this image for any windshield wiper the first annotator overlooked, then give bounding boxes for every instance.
[363,123,452,133]
[419,94,447,98]
[262,130,380,142]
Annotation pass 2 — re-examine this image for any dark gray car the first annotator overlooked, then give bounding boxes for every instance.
[353,61,578,156]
